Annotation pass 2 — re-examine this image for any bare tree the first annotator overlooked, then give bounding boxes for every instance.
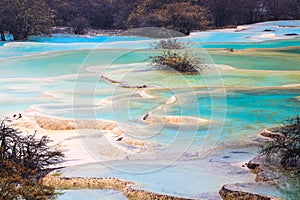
[0,119,64,199]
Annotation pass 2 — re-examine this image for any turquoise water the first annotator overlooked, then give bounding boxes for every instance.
[0,21,299,199]
[191,20,300,43]
[1,20,299,59]
[200,38,300,49]
[28,34,150,43]
[178,90,300,123]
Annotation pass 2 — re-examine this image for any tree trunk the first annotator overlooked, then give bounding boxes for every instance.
[0,31,5,41]
[12,33,26,41]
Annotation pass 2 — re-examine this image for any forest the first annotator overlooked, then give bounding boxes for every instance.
[0,0,300,40]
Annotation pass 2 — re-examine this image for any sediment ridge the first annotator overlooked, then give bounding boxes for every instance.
[219,185,278,200]
[43,176,193,200]
[101,75,149,89]
[143,113,211,126]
